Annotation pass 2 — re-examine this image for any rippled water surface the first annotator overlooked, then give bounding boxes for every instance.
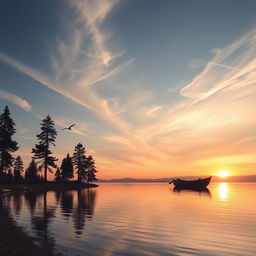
[2,183,256,256]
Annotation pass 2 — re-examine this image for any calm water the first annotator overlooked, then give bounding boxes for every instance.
[2,183,256,256]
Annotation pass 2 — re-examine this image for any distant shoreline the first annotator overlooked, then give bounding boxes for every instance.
[98,175,256,183]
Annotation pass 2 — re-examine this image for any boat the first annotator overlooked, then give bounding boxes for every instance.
[169,176,212,189]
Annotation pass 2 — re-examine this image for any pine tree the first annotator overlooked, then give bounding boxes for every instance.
[24,169,28,180]
[39,175,44,182]
[54,167,61,182]
[60,153,74,181]
[6,168,13,181]
[0,106,19,180]
[32,115,58,181]
[72,143,86,182]
[86,155,97,183]
[25,158,38,182]
[13,156,24,182]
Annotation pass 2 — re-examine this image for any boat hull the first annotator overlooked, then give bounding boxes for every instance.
[172,176,211,189]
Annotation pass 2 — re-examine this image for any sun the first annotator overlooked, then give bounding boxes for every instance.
[217,170,230,178]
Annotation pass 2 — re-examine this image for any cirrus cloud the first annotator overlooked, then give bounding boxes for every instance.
[0,89,31,111]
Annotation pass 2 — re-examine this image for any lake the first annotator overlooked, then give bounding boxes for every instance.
[2,183,256,256]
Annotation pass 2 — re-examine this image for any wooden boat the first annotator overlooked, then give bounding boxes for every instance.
[169,176,212,189]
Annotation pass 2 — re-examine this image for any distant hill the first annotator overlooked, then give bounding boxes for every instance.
[98,175,256,183]
[212,175,256,182]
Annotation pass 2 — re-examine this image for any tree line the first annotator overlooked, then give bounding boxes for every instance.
[0,106,97,184]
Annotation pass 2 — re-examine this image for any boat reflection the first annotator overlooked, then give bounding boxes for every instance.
[173,187,212,197]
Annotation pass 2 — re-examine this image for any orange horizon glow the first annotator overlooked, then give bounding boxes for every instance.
[19,158,254,181]
[217,170,230,178]
[17,151,255,181]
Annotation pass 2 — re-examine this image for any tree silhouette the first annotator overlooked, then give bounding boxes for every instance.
[72,143,86,182]
[32,115,58,181]
[13,156,24,182]
[54,167,61,182]
[60,153,74,181]
[0,106,18,180]
[25,158,39,183]
[6,168,13,181]
[85,155,97,183]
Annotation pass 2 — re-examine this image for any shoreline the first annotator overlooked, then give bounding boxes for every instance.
[0,182,98,193]
[0,202,63,256]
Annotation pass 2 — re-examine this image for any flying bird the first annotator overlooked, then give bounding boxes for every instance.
[62,124,76,130]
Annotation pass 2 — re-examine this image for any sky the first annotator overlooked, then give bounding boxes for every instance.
[1,0,256,179]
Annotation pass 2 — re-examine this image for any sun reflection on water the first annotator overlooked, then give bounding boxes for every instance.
[218,182,228,200]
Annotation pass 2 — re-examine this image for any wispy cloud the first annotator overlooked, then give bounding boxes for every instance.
[147,106,162,117]
[113,27,256,175]
[188,59,238,71]
[0,89,31,111]
[0,0,133,136]
[181,28,256,103]
[168,80,189,93]
[70,0,120,67]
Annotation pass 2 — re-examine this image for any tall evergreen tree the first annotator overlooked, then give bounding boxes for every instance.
[32,115,58,181]
[25,158,38,182]
[6,168,13,182]
[72,143,86,182]
[54,167,61,182]
[0,106,18,179]
[60,153,74,181]
[13,156,24,182]
[86,155,97,183]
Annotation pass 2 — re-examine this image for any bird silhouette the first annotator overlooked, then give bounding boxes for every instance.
[62,124,76,130]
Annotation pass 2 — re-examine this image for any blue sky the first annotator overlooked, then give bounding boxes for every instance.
[1,0,256,179]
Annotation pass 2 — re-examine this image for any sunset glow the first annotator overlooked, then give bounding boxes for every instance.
[217,170,230,178]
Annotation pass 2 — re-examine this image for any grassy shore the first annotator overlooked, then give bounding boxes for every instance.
[0,181,98,192]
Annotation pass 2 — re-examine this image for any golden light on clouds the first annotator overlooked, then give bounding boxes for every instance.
[1,2,256,180]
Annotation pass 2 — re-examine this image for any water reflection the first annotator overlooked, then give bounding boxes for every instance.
[173,187,212,197]
[13,193,22,215]
[73,189,97,237]
[4,188,97,254]
[24,191,38,214]
[218,182,228,200]
[26,191,56,252]
[54,189,97,237]
[59,190,74,219]
[1,183,256,256]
